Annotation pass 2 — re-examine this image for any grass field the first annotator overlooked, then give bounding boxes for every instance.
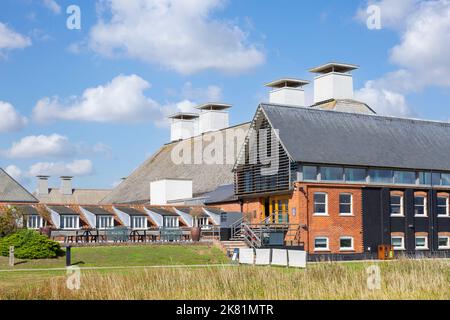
[0,245,448,300]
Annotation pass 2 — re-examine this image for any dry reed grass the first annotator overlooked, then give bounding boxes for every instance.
[1,259,448,300]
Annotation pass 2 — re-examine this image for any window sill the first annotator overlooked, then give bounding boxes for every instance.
[339,214,354,217]
[437,215,450,218]
[390,215,405,218]
[314,249,330,252]
[414,215,428,218]
[339,249,355,252]
[313,213,329,217]
[438,247,450,250]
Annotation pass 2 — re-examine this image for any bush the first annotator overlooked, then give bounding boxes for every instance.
[0,207,23,237]
[0,229,64,259]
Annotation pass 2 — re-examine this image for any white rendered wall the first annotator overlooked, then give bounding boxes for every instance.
[173,208,193,227]
[314,72,353,103]
[150,179,193,205]
[198,111,229,134]
[144,208,163,227]
[113,207,131,227]
[80,207,96,228]
[49,209,60,228]
[269,88,306,106]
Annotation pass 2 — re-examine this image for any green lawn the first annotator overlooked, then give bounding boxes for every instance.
[0,244,229,270]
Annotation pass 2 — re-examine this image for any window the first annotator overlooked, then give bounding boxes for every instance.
[131,216,147,230]
[198,217,209,227]
[414,196,427,217]
[321,167,344,181]
[415,236,428,250]
[303,166,317,181]
[437,196,449,217]
[369,169,393,184]
[26,215,43,229]
[97,215,114,229]
[442,174,450,186]
[394,171,416,185]
[390,194,404,217]
[345,168,366,183]
[314,237,329,251]
[61,215,79,230]
[391,236,405,250]
[314,193,328,215]
[339,194,353,216]
[339,237,354,251]
[164,216,179,228]
[418,172,431,185]
[432,173,441,186]
[438,236,450,249]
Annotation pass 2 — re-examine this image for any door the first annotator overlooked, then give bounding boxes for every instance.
[269,196,289,223]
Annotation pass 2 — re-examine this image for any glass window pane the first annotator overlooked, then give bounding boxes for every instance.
[314,193,326,203]
[415,207,424,216]
[315,238,328,248]
[414,196,425,206]
[340,194,351,204]
[391,196,401,205]
[392,237,403,248]
[315,204,326,214]
[340,238,352,248]
[438,237,449,247]
[340,204,351,214]
[441,174,450,186]
[415,237,426,247]
[394,171,416,185]
[419,172,431,185]
[432,173,441,186]
[369,169,393,184]
[321,167,344,181]
[437,197,447,206]
[303,166,317,181]
[345,168,366,182]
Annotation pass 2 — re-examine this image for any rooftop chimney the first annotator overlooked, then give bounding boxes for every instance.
[265,78,310,107]
[197,103,231,134]
[60,176,73,196]
[37,176,50,196]
[168,113,199,142]
[309,62,359,104]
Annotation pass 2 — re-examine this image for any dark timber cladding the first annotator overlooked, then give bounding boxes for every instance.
[234,107,292,196]
[363,188,450,254]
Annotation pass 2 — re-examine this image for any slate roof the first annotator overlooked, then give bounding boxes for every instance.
[47,205,79,215]
[204,184,237,204]
[260,104,450,171]
[16,205,39,215]
[82,206,114,216]
[0,168,38,203]
[115,207,147,216]
[101,123,251,204]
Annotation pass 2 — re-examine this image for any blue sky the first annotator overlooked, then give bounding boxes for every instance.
[1,0,449,192]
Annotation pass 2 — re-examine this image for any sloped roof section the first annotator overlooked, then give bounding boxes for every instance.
[0,168,38,203]
[260,104,450,171]
[101,123,250,204]
[34,188,111,205]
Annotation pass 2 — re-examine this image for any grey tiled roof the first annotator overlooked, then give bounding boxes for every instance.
[147,207,178,217]
[204,184,237,204]
[48,206,79,215]
[82,206,114,216]
[0,168,38,203]
[101,123,250,204]
[115,207,146,216]
[260,104,450,171]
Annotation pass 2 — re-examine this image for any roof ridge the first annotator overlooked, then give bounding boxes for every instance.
[260,103,450,127]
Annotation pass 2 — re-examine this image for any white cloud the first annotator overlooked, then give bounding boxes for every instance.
[0,22,31,55]
[41,0,61,14]
[355,0,450,116]
[181,82,223,102]
[354,81,411,117]
[87,0,265,74]
[0,101,27,132]
[4,165,30,185]
[29,159,94,177]
[33,74,164,123]
[3,134,73,159]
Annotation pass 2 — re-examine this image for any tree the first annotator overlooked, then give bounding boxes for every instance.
[0,206,24,237]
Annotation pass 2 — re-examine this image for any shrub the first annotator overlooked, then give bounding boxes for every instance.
[0,229,64,259]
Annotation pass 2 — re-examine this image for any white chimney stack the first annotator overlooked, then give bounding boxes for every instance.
[60,176,73,195]
[197,103,231,134]
[265,78,310,107]
[310,62,359,104]
[37,176,50,195]
[168,113,199,142]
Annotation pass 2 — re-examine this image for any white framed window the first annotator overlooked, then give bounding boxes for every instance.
[197,217,209,228]
[97,215,114,229]
[26,215,43,229]
[414,195,427,217]
[314,237,329,251]
[391,236,405,250]
[313,193,328,216]
[437,196,449,217]
[415,236,428,250]
[164,216,179,228]
[339,194,353,216]
[61,215,80,230]
[390,195,404,217]
[131,216,148,230]
[339,236,354,251]
[438,236,450,249]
